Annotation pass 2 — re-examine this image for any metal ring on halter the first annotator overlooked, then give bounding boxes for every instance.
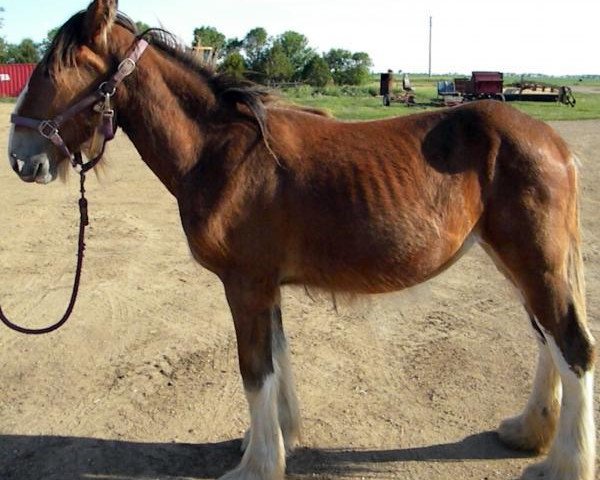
[98,82,117,97]
[38,120,60,139]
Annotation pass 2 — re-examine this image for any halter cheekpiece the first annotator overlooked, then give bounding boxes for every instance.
[11,38,148,172]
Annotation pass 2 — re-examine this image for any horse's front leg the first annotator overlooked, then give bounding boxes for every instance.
[241,303,301,456]
[220,277,286,480]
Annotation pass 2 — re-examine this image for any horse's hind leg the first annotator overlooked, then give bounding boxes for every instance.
[498,323,562,453]
[481,244,562,452]
[481,168,595,479]
[219,277,286,480]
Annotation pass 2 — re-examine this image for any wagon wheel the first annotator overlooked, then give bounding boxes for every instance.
[559,86,576,107]
[565,88,576,107]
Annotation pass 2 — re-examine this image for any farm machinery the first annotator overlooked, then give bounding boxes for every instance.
[436,71,576,107]
[380,72,416,106]
[503,80,576,106]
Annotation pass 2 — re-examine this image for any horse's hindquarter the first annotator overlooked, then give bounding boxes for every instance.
[272,106,496,293]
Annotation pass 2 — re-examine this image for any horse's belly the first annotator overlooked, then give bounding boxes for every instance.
[284,223,473,294]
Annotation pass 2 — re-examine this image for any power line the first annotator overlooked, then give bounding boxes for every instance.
[428,16,432,77]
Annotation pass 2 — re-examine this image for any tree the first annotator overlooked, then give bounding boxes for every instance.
[324,48,353,84]
[302,55,332,87]
[243,27,268,71]
[224,37,243,55]
[135,21,151,33]
[0,6,6,62]
[39,27,59,57]
[7,38,40,63]
[262,43,293,84]
[324,48,372,85]
[273,31,313,81]
[192,26,226,59]
[345,52,373,85]
[0,37,8,63]
[219,51,246,79]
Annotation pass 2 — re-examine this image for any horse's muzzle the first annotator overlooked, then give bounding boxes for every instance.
[9,151,53,184]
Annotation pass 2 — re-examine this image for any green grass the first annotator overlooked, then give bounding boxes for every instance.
[388,73,600,88]
[280,81,600,122]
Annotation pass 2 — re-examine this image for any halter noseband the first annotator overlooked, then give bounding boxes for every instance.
[11,38,148,173]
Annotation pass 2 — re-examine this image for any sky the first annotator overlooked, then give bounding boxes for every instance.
[2,0,599,76]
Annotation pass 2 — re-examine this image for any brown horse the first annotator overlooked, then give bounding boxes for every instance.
[7,1,595,479]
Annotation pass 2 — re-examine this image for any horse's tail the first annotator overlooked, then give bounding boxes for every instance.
[567,160,588,323]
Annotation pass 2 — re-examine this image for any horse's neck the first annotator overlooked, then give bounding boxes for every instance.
[116,47,216,196]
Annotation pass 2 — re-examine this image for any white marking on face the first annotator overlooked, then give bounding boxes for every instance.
[8,82,29,169]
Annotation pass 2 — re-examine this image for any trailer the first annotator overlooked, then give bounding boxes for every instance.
[455,71,504,100]
[0,64,35,97]
[437,72,576,107]
[503,81,576,107]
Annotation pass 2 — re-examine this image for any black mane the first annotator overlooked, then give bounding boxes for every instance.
[42,11,273,140]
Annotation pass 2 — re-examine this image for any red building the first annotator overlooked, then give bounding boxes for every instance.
[0,64,36,97]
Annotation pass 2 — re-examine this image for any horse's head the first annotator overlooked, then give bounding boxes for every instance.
[8,0,133,183]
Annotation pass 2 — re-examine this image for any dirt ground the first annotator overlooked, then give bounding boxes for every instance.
[0,103,598,480]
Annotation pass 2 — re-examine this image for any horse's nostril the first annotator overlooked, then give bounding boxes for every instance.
[10,153,21,173]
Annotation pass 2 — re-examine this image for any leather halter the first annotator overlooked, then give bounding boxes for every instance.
[0,38,148,336]
[11,38,148,173]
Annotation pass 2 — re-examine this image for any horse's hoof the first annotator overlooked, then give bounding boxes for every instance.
[521,461,551,479]
[242,428,299,455]
[498,414,553,454]
[520,459,594,480]
[521,460,565,480]
[219,466,284,480]
[240,429,250,453]
[283,432,299,455]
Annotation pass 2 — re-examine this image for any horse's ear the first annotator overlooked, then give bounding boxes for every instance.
[84,0,118,47]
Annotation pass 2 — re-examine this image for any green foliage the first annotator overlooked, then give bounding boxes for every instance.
[188,23,375,86]
[0,6,5,61]
[302,55,332,87]
[0,37,8,63]
[323,48,351,82]
[219,51,246,79]
[324,49,373,85]
[272,31,314,81]
[6,38,39,63]
[38,27,59,57]
[135,21,151,33]
[225,37,244,55]
[243,27,268,71]
[192,26,226,59]
[262,43,294,83]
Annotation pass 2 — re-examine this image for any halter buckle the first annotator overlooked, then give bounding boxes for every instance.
[38,120,59,139]
[118,58,136,77]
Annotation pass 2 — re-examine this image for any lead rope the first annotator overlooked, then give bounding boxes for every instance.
[0,155,89,335]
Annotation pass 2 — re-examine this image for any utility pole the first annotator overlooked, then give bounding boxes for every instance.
[428,16,432,77]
